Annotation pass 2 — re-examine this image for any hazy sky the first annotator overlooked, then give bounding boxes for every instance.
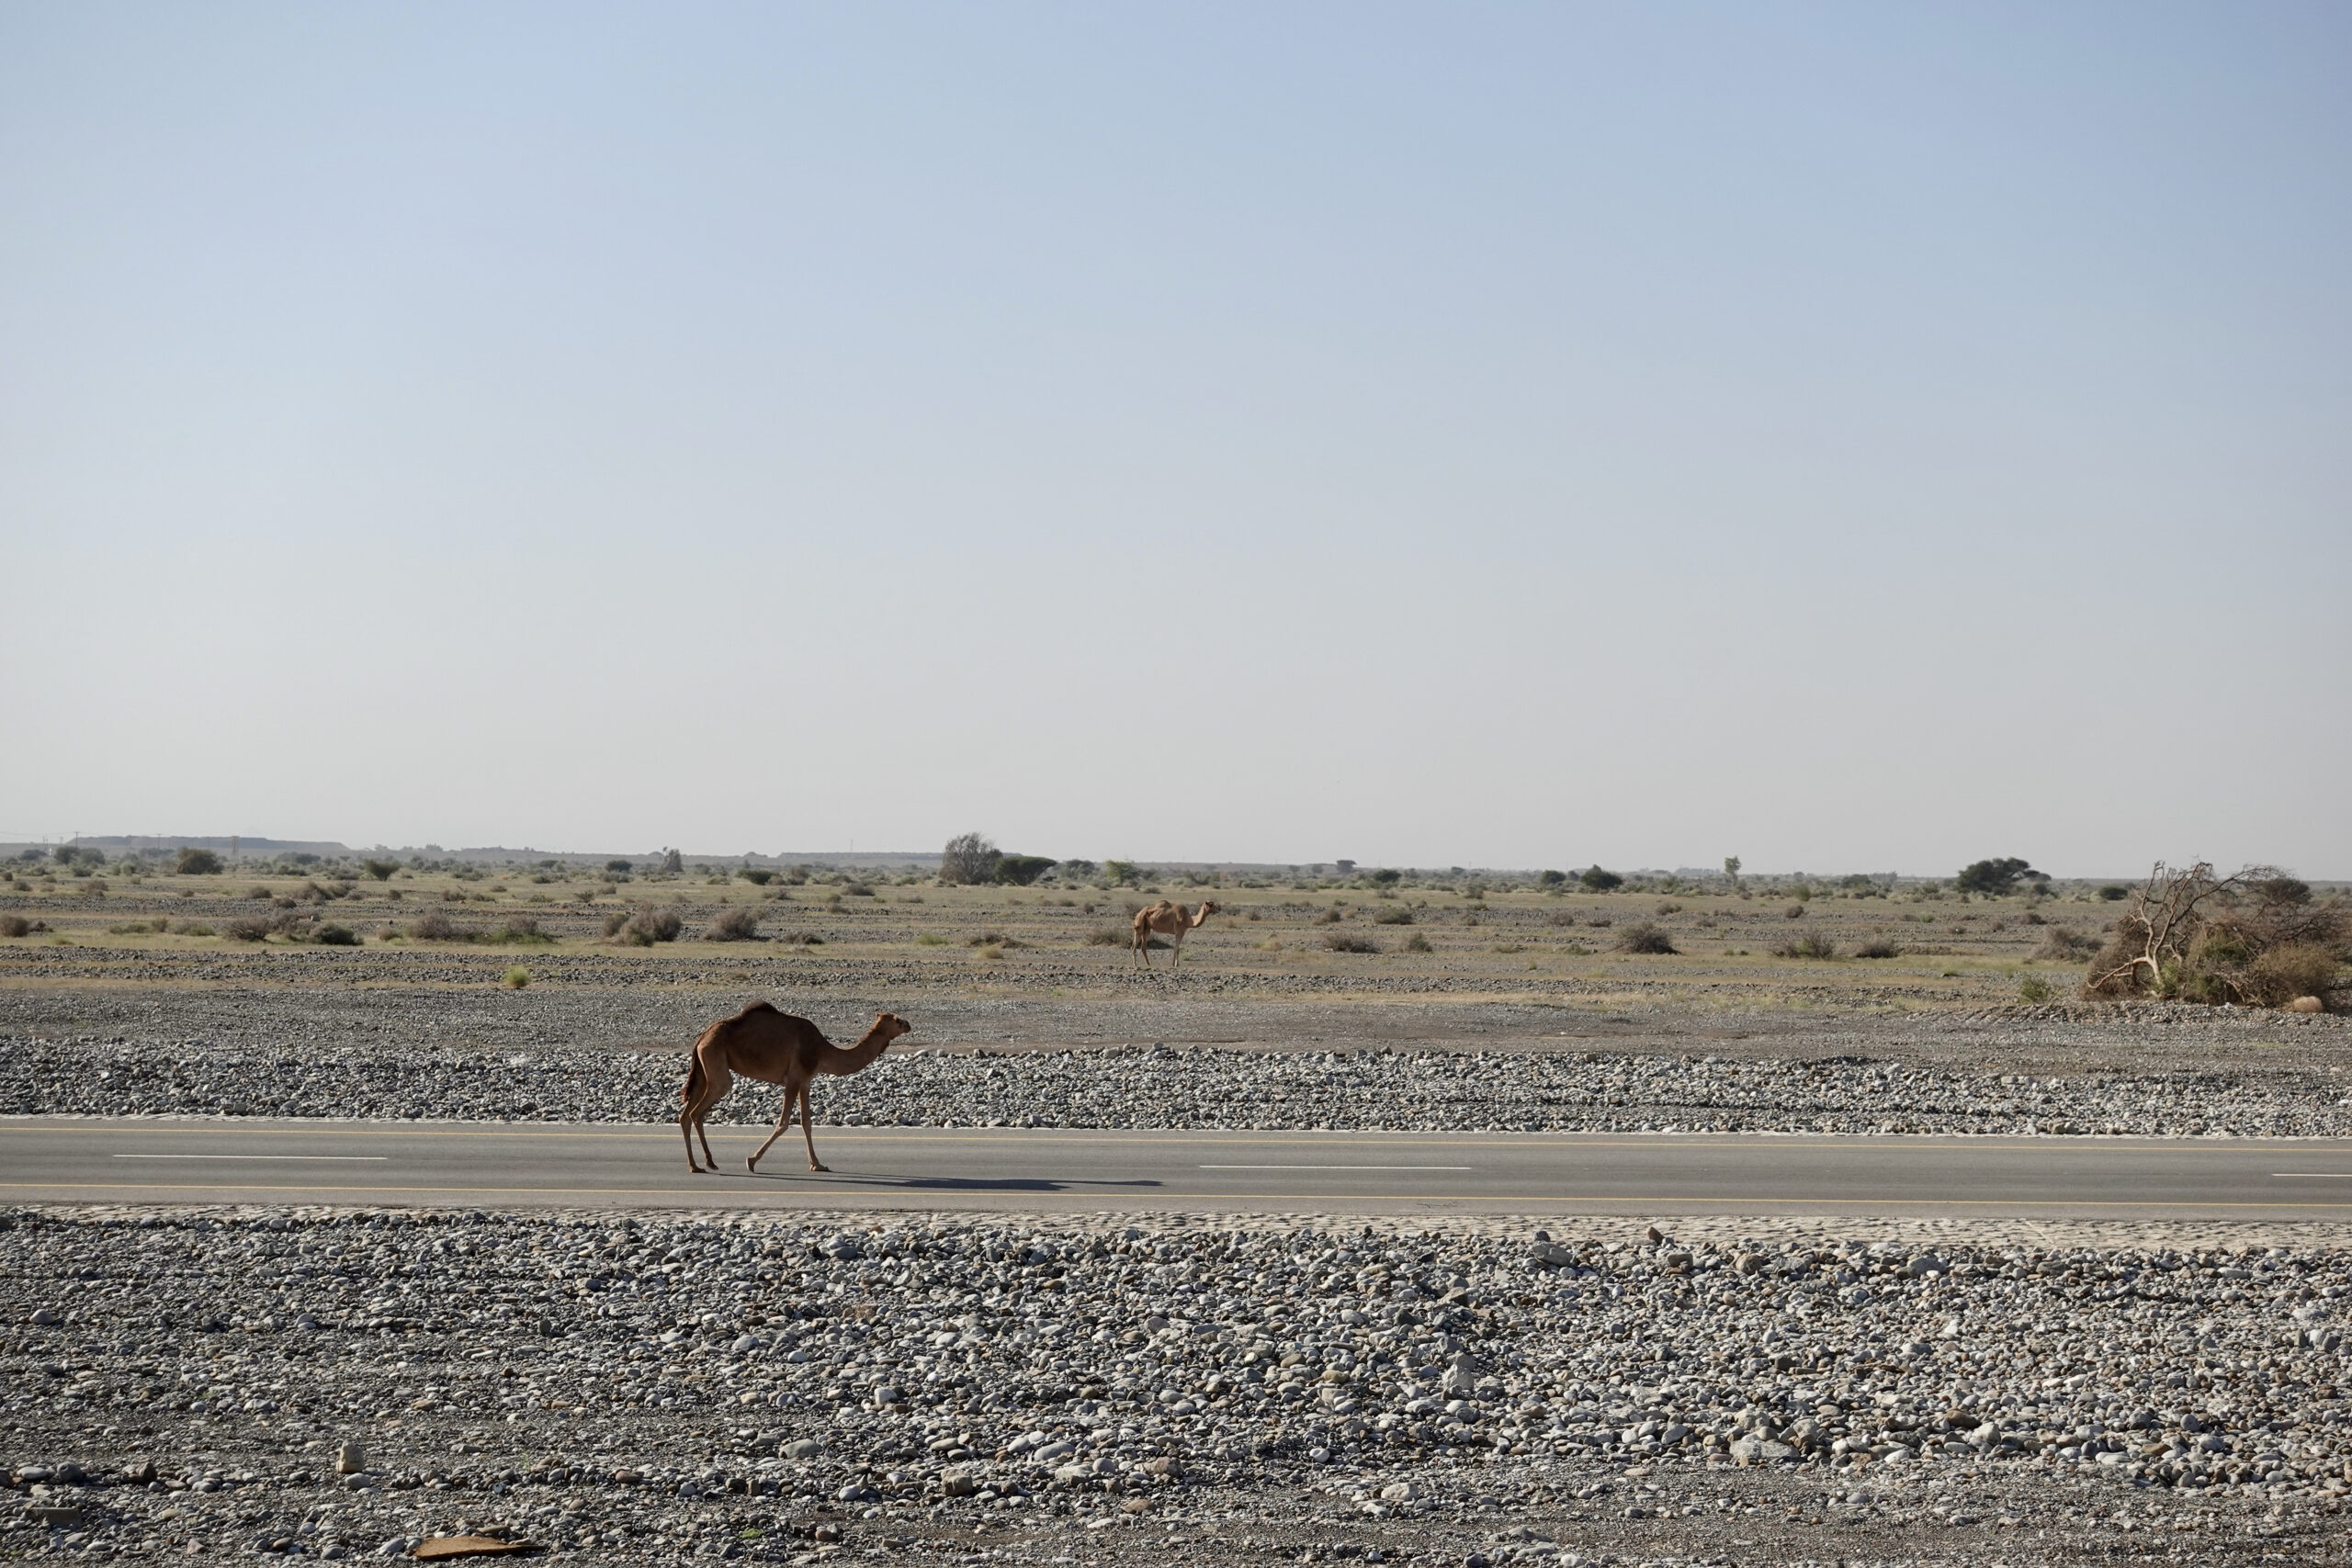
[4,3,2346,874]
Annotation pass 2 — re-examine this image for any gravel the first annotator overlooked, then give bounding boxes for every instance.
[5,1207,2348,1563]
[7,1032,2352,1138]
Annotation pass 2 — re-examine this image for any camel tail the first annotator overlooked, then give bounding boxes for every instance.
[682,1015,729,1107]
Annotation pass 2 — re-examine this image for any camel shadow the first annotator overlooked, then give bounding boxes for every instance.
[732,1170,1160,1193]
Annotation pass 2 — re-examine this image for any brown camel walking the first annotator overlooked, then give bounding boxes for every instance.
[1131,899,1220,966]
[678,1004,911,1174]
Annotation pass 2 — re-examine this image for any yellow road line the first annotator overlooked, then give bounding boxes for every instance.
[2,1181,2349,1211]
[1,1123,2337,1155]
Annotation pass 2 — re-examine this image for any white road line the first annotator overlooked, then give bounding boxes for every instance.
[2273,1172,2352,1179]
[111,1155,390,1162]
[1199,1164,1474,1171]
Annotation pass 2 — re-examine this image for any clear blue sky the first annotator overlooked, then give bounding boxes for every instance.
[4,3,2346,874]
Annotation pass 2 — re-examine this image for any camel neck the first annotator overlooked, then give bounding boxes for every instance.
[837,1028,895,1067]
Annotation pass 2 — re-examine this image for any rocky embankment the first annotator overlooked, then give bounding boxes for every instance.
[4,1209,2348,1563]
[6,1033,2351,1138]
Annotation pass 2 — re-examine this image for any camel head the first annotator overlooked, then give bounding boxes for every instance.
[867,1011,913,1050]
[1195,901,1221,923]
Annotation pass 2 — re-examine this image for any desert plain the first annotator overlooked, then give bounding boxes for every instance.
[4,854,2350,1564]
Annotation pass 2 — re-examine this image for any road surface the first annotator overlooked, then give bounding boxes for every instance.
[6,1118,2352,1216]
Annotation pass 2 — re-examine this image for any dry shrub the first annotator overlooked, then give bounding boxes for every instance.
[2033,926,2100,961]
[408,909,465,942]
[1404,931,1433,953]
[1085,928,1125,946]
[226,916,272,942]
[1776,933,1838,960]
[1317,907,1344,925]
[502,965,531,990]
[1324,933,1380,953]
[607,908,684,947]
[0,915,32,938]
[706,908,763,942]
[1374,907,1415,925]
[1782,903,1805,919]
[2086,863,2346,1008]
[1853,938,1902,959]
[313,924,359,946]
[477,917,549,946]
[1547,912,1577,928]
[2245,944,2342,1009]
[1613,922,1678,955]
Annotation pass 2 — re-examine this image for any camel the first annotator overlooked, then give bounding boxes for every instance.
[678,1004,911,1174]
[1131,899,1220,966]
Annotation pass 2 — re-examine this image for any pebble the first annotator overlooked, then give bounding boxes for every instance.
[7,1032,2352,1138]
[2,1205,2348,1562]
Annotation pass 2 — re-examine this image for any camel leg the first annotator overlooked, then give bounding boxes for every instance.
[801,1087,829,1172]
[1170,930,1184,964]
[749,1086,799,1171]
[695,1107,718,1173]
[684,1056,729,1173]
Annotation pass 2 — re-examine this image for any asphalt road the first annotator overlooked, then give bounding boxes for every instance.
[6,1118,2352,1217]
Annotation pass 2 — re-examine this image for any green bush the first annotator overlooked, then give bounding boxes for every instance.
[314,924,360,946]
[939,833,1001,886]
[995,854,1058,886]
[1853,938,1902,958]
[1323,933,1380,953]
[175,848,222,875]
[502,965,531,990]
[738,867,775,886]
[2098,885,2130,901]
[1537,870,1566,888]
[1578,867,1623,892]
[362,858,400,881]
[1956,858,2038,897]
[2018,974,2056,1003]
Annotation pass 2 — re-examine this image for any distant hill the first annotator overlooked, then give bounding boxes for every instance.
[69,834,352,856]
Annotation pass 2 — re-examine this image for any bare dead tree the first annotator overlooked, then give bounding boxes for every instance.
[2085,862,2259,998]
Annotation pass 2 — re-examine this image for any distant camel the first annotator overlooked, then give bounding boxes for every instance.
[678,1005,911,1174]
[1131,899,1220,966]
